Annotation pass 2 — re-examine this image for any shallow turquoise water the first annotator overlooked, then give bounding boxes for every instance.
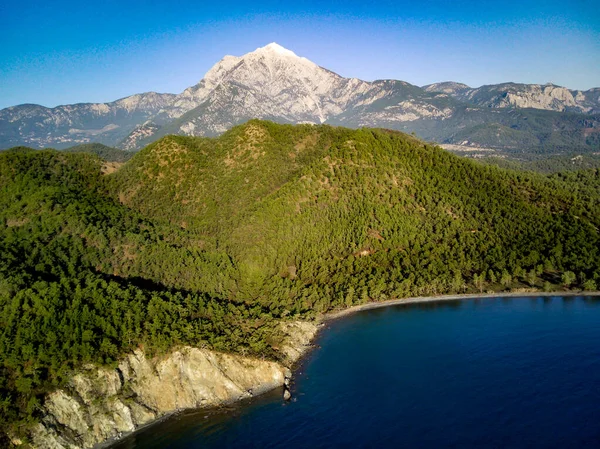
[114,296,600,448]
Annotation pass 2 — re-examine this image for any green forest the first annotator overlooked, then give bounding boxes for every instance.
[1,120,600,439]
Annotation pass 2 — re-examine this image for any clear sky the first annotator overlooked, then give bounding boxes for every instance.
[1,0,598,109]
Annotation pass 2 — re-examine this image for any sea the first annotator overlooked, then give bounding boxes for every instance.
[113,296,600,448]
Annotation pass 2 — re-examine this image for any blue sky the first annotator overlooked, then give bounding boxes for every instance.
[1,0,598,109]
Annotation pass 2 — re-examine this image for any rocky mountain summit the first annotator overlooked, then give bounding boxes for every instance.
[424,82,600,114]
[1,43,599,152]
[0,92,175,149]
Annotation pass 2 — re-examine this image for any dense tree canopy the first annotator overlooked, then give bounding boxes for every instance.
[2,120,600,438]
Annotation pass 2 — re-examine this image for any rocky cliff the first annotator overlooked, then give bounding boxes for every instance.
[2,43,598,153]
[424,82,600,114]
[0,93,176,149]
[10,321,318,449]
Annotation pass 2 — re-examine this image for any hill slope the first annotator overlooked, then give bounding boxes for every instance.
[63,143,134,162]
[0,148,280,436]
[112,120,600,304]
[2,121,600,441]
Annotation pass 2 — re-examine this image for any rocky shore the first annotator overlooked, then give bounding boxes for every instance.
[10,321,318,449]
[11,291,599,448]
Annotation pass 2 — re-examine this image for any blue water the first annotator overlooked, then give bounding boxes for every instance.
[114,296,600,448]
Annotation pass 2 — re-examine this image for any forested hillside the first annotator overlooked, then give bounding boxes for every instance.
[112,120,600,305]
[1,143,134,163]
[479,154,600,174]
[0,149,280,437]
[63,143,134,162]
[2,120,600,440]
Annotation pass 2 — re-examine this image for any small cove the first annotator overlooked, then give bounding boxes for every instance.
[113,296,600,448]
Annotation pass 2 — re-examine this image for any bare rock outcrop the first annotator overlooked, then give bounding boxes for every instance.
[278,320,320,364]
[13,321,319,449]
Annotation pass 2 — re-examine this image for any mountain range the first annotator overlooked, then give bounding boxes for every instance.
[1,43,599,153]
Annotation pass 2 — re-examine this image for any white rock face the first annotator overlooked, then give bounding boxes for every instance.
[485,84,580,111]
[279,321,321,362]
[29,348,285,448]
[22,321,319,449]
[433,82,599,114]
[161,43,374,127]
[1,43,598,150]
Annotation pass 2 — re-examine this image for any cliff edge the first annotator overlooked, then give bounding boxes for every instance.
[9,321,318,449]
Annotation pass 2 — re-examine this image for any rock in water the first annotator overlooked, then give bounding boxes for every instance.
[283,389,292,401]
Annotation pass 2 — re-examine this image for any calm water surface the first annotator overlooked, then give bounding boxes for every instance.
[114,296,600,448]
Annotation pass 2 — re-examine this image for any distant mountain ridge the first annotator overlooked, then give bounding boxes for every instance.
[0,92,175,149]
[1,43,599,152]
[423,81,600,114]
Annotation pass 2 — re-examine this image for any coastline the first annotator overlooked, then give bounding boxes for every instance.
[286,290,600,404]
[323,290,600,321]
[107,290,600,449]
[102,290,600,449]
[18,291,599,449]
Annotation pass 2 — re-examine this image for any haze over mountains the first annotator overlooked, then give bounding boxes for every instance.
[1,43,599,153]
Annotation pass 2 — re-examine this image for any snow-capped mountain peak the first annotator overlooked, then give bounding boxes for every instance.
[1,43,599,151]
[165,42,352,128]
[256,42,299,58]
[202,43,316,87]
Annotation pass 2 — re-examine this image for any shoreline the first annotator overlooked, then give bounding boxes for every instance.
[323,290,600,321]
[288,290,600,400]
[34,290,600,449]
[94,290,600,449]
[109,290,600,448]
